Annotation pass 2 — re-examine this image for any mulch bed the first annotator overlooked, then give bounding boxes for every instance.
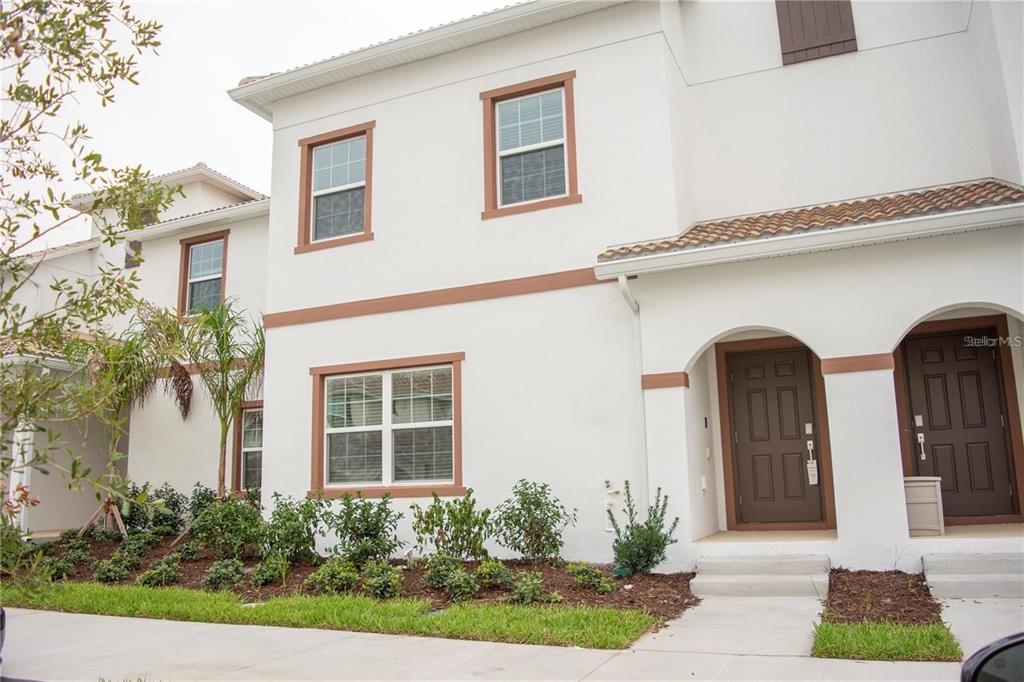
[822,568,943,626]
[48,537,699,620]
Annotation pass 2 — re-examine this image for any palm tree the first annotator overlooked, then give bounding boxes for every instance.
[182,300,265,497]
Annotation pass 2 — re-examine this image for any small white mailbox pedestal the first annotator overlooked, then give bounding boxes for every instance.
[904,476,945,537]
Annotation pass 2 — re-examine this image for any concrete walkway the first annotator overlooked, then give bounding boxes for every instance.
[941,597,1024,659]
[1,606,961,681]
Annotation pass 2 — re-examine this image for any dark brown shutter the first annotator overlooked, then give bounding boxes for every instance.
[776,1,857,65]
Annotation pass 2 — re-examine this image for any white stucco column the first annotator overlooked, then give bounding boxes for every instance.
[642,381,695,571]
[823,368,912,570]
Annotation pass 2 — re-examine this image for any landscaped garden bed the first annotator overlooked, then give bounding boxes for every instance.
[812,568,961,662]
[4,480,697,649]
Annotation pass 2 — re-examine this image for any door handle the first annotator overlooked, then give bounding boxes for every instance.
[917,432,926,461]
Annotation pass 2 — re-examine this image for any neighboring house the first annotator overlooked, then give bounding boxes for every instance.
[7,163,269,534]
[15,1,1024,574]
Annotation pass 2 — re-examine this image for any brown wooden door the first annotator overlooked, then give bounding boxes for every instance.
[903,330,1016,517]
[728,349,823,524]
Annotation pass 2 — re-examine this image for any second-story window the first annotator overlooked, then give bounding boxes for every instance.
[295,121,375,254]
[178,230,228,316]
[312,135,366,241]
[497,89,566,206]
[480,72,581,220]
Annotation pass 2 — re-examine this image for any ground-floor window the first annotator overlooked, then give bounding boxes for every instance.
[324,364,454,486]
[234,404,263,491]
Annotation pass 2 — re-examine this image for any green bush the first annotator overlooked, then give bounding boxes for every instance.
[110,544,143,571]
[191,498,265,559]
[188,482,217,520]
[410,489,491,560]
[94,559,130,583]
[506,571,558,605]
[176,541,200,562]
[361,560,403,599]
[443,566,479,602]
[607,482,678,576]
[136,555,182,587]
[42,556,75,581]
[265,494,328,564]
[62,547,94,567]
[58,529,80,543]
[304,558,359,595]
[493,481,576,562]
[324,494,403,568]
[566,563,615,595]
[59,536,90,555]
[476,559,514,589]
[422,553,462,589]
[151,524,176,537]
[122,482,189,533]
[251,553,290,587]
[87,526,123,543]
[202,558,243,591]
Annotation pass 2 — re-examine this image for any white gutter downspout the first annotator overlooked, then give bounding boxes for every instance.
[618,275,650,510]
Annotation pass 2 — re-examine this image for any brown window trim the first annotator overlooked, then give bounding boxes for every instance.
[308,352,466,499]
[295,121,375,255]
[177,230,229,317]
[480,71,581,220]
[231,399,263,493]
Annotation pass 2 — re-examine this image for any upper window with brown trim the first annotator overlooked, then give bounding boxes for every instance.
[296,121,375,254]
[776,1,857,65]
[480,72,581,220]
[309,352,465,499]
[178,231,228,315]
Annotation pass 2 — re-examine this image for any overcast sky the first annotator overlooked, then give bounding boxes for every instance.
[49,0,502,244]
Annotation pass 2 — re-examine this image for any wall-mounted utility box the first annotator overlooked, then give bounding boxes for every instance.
[904,477,944,537]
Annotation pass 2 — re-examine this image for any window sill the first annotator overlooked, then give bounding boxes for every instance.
[309,484,466,499]
[481,193,582,221]
[294,231,374,254]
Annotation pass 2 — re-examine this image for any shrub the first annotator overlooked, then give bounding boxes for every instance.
[410,490,491,560]
[62,547,94,567]
[443,566,479,602]
[566,562,615,595]
[60,536,90,555]
[189,482,217,520]
[361,560,403,599]
[422,553,462,589]
[324,494,403,568]
[151,524,176,537]
[122,482,189,533]
[304,558,359,595]
[202,559,243,591]
[506,571,559,605]
[607,482,679,576]
[110,543,143,571]
[88,525,123,543]
[476,559,514,590]
[251,553,290,587]
[493,481,576,562]
[136,555,182,587]
[191,498,265,559]
[58,529,80,543]
[42,556,74,581]
[94,559,130,583]
[265,494,328,564]
[176,541,200,562]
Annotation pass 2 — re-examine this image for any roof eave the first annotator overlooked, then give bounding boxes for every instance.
[228,0,627,121]
[594,203,1024,279]
[133,199,270,243]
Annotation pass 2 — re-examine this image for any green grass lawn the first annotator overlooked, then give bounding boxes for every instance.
[812,621,962,662]
[1,582,655,650]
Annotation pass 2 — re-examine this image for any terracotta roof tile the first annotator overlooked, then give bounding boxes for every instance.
[598,179,1024,262]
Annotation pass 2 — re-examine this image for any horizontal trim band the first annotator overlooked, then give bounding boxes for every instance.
[820,353,896,374]
[641,371,689,389]
[265,267,603,328]
[310,351,465,376]
[310,485,467,499]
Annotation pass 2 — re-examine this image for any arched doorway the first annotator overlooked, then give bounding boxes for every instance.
[892,309,1024,523]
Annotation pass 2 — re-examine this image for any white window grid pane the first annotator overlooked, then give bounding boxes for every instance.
[242,409,263,448]
[495,87,568,208]
[187,278,221,314]
[242,450,262,489]
[312,136,366,193]
[188,240,223,280]
[324,365,454,488]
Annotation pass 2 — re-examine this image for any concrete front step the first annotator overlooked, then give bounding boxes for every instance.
[696,554,829,576]
[926,573,1024,598]
[690,573,829,597]
[923,553,1023,575]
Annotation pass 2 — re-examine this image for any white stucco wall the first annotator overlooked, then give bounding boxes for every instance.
[262,282,642,561]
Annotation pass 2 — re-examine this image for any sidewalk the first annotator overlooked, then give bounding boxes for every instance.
[1,604,961,681]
